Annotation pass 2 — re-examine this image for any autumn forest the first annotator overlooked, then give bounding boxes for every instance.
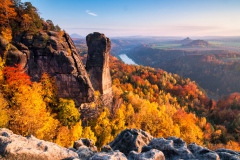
[0,0,240,152]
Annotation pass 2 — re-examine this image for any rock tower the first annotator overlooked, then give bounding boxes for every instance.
[86,32,113,106]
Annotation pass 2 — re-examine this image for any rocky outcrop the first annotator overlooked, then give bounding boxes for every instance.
[109,129,153,156]
[89,151,127,160]
[215,148,240,160]
[146,137,220,160]
[1,128,240,160]
[73,138,97,152]
[86,32,113,106]
[0,128,78,160]
[128,149,165,160]
[1,31,95,105]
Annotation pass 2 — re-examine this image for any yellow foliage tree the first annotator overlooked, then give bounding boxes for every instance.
[82,126,97,143]
[55,121,83,147]
[71,121,83,142]
[55,126,72,147]
[1,27,12,42]
[40,73,57,106]
[57,98,80,127]
[94,108,113,148]
[173,109,203,144]
[111,105,126,138]
[2,66,59,141]
[0,93,9,127]
[0,0,16,26]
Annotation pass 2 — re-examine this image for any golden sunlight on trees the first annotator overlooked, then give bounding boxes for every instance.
[0,58,8,127]
[94,108,113,148]
[1,27,12,42]
[40,73,57,105]
[0,0,16,42]
[0,0,16,26]
[55,126,72,147]
[82,126,97,143]
[173,109,203,144]
[2,66,59,139]
[111,105,126,138]
[0,93,9,127]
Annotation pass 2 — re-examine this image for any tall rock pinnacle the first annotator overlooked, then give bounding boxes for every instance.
[86,32,113,106]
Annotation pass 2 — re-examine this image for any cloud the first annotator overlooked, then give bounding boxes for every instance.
[86,10,97,16]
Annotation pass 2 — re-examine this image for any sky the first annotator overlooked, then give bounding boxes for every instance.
[21,0,240,37]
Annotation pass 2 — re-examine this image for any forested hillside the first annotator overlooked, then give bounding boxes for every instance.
[127,45,240,98]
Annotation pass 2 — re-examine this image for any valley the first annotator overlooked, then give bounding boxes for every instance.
[74,36,240,98]
[102,37,240,99]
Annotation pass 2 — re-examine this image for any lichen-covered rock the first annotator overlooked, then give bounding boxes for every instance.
[89,150,127,160]
[147,137,194,160]
[194,148,220,160]
[73,138,97,152]
[101,145,113,153]
[2,31,95,106]
[128,149,165,160]
[188,143,220,160]
[1,128,240,160]
[86,32,113,106]
[73,138,97,160]
[215,148,240,160]
[109,129,153,156]
[0,128,78,160]
[75,146,95,160]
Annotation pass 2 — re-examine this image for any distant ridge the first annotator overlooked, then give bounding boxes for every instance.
[70,33,84,39]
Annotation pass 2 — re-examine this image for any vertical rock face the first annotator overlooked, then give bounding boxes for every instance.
[86,32,113,106]
[1,31,95,106]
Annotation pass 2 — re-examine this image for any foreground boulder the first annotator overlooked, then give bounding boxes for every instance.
[1,128,240,160]
[146,137,195,160]
[89,151,127,160]
[0,128,78,160]
[109,129,153,156]
[128,149,165,160]
[188,143,220,160]
[215,148,240,160]
[73,138,97,160]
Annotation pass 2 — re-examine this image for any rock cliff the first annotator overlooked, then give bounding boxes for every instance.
[86,32,113,106]
[1,128,240,160]
[0,31,95,105]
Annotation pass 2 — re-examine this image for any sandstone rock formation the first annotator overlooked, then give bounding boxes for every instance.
[128,149,165,160]
[89,151,127,160]
[0,128,78,160]
[0,31,95,105]
[1,128,240,160]
[86,32,113,106]
[109,129,153,156]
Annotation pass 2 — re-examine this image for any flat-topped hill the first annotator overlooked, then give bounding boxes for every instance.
[183,39,211,47]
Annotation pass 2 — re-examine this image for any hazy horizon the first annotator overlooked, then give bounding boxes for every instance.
[22,0,240,37]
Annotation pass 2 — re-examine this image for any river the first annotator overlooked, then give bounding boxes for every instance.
[119,54,137,65]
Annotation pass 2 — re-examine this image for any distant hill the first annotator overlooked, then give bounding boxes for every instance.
[183,40,210,47]
[178,37,193,45]
[70,33,84,39]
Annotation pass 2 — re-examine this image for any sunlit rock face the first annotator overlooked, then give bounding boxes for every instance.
[2,31,95,106]
[86,32,113,107]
